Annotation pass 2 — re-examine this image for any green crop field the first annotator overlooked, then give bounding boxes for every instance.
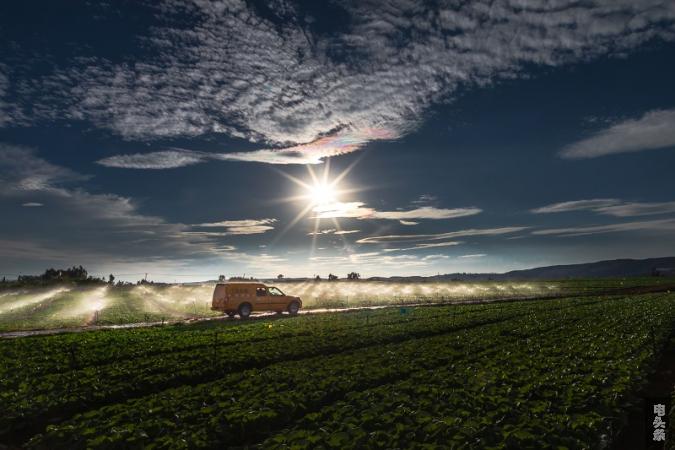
[1,290,675,448]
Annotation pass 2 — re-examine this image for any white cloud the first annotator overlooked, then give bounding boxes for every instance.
[357,226,527,244]
[4,1,675,165]
[532,218,675,237]
[459,253,486,258]
[97,150,208,169]
[399,220,418,226]
[193,219,277,235]
[21,202,44,207]
[560,109,675,159]
[532,199,675,217]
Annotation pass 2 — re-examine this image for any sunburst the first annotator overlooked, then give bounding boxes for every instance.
[270,157,365,255]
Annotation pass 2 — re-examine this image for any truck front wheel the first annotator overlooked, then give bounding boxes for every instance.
[238,303,252,319]
[288,301,300,315]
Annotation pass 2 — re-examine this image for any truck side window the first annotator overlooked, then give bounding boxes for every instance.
[256,287,267,297]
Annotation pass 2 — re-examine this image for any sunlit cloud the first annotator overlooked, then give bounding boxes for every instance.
[97,128,396,169]
[311,202,481,221]
[21,202,43,207]
[308,228,360,236]
[219,128,397,165]
[560,109,675,159]
[532,199,675,217]
[459,254,486,258]
[192,219,277,235]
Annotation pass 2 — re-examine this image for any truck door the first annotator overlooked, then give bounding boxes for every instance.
[254,286,269,310]
[267,286,287,310]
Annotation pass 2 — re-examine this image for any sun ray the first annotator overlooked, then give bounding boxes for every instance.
[331,217,353,254]
[310,216,320,258]
[269,201,316,248]
[331,151,366,187]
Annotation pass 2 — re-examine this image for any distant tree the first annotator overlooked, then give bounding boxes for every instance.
[328,273,338,281]
[108,274,115,284]
[277,274,284,279]
[347,272,360,280]
[218,275,226,282]
[315,275,321,281]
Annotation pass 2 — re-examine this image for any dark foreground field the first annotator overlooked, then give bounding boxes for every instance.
[1,291,675,448]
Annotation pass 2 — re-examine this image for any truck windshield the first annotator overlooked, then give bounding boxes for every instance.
[268,287,284,296]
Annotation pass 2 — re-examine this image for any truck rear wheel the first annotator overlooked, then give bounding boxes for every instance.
[238,303,252,319]
[288,301,300,315]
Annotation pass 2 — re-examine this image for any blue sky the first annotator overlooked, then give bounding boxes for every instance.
[1,0,675,281]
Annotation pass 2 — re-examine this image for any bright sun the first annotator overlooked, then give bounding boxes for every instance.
[272,158,365,253]
[308,182,337,205]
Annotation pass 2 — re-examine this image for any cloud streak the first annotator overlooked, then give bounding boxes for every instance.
[532,218,675,237]
[560,109,675,159]
[532,199,675,217]
[357,226,528,244]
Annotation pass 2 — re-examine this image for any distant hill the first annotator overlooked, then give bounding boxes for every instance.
[497,257,675,280]
[362,257,675,282]
[427,257,675,281]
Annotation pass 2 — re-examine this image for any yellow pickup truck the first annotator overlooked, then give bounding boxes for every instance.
[211,282,302,318]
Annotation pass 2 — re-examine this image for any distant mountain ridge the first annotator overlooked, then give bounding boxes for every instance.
[366,257,675,282]
[491,257,675,280]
